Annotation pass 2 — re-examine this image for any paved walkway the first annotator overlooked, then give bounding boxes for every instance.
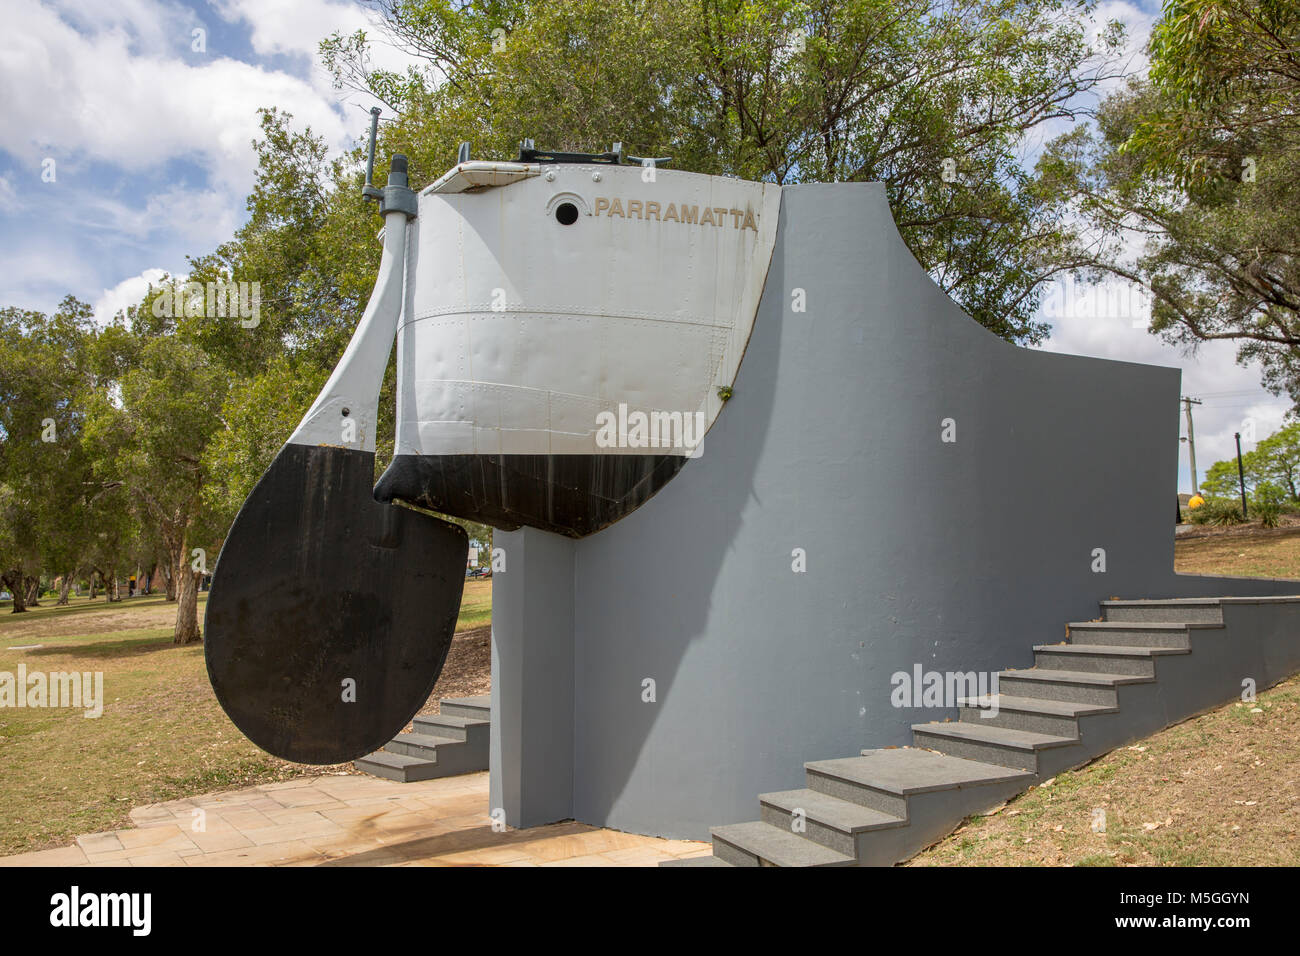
[0,772,710,867]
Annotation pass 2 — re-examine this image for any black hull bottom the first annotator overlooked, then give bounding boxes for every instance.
[374,453,689,538]
[205,444,468,764]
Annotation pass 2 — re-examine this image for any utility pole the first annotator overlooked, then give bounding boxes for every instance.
[1182,396,1203,494]
[1235,432,1249,519]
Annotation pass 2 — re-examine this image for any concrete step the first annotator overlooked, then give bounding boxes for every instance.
[759,788,905,856]
[440,695,491,720]
[1033,642,1189,676]
[997,667,1151,706]
[805,748,1031,819]
[711,821,856,867]
[659,855,733,867]
[677,594,1300,867]
[352,750,441,783]
[1101,598,1223,625]
[957,694,1114,737]
[412,713,489,743]
[385,731,460,759]
[355,701,493,783]
[911,721,1076,772]
[1066,620,1219,649]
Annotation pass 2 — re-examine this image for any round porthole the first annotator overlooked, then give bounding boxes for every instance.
[555,202,579,225]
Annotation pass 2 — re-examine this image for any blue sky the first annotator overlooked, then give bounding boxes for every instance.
[0,0,1284,493]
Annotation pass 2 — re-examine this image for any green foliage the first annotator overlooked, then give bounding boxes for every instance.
[1199,421,1300,514]
[1200,457,1248,499]
[324,0,1131,345]
[1254,500,1281,528]
[1040,0,1300,404]
[202,358,327,527]
[0,299,102,599]
[1188,498,1245,525]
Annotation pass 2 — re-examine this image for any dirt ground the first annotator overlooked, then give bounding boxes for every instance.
[406,625,492,728]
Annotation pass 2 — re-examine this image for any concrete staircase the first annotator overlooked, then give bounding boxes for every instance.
[663,597,1295,866]
[354,695,490,783]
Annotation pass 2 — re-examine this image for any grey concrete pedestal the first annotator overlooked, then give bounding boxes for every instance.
[488,528,574,827]
[488,182,1299,839]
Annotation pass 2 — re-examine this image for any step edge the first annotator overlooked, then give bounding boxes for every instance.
[758,789,908,834]
[1034,643,1190,656]
[1067,621,1222,631]
[956,695,1118,716]
[911,723,1078,750]
[805,754,1032,795]
[355,752,436,768]
[711,822,856,867]
[998,668,1153,686]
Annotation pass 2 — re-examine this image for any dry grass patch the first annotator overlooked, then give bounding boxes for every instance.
[910,673,1300,866]
[0,581,493,856]
[1175,524,1300,579]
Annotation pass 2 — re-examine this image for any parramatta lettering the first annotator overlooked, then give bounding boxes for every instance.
[593,197,759,232]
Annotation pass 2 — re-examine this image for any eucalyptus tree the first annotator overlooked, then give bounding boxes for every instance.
[0,299,101,608]
[1038,0,1300,402]
[320,0,1130,344]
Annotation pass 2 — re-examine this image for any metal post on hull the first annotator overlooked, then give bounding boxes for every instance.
[204,142,469,765]
[362,106,383,203]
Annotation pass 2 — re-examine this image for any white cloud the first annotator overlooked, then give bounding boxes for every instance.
[93,268,172,326]
[1,0,354,196]
[45,181,239,249]
[212,0,422,108]
[0,241,103,312]
[224,0,419,72]
[215,0,375,59]
[0,0,425,316]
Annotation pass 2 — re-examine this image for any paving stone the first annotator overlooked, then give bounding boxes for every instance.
[0,772,718,868]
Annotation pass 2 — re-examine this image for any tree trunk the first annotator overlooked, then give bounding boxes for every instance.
[88,570,98,600]
[107,567,121,602]
[24,575,41,607]
[164,562,177,601]
[174,566,202,644]
[56,572,73,606]
[3,571,26,613]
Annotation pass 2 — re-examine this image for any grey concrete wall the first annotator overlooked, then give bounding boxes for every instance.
[490,182,1300,840]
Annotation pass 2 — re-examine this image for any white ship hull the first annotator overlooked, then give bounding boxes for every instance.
[375,159,781,535]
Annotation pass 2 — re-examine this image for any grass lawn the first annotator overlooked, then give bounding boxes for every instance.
[0,581,492,856]
[457,578,492,630]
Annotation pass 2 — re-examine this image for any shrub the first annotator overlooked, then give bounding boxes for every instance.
[1255,501,1281,528]
[1188,498,1245,525]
